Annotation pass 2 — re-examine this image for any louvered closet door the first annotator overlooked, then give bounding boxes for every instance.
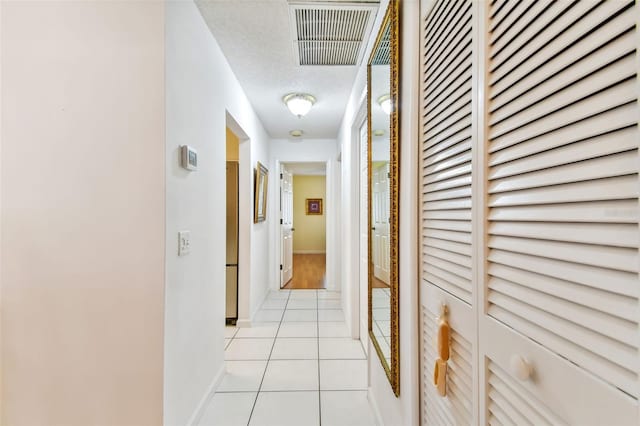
[419,0,478,424]
[481,1,639,424]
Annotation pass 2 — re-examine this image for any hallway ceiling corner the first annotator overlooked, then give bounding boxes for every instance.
[195,0,381,139]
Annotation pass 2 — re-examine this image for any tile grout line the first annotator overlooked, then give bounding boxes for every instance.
[246,290,291,426]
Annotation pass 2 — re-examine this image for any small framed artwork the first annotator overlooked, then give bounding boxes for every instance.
[180,145,198,171]
[254,161,268,223]
[306,198,323,215]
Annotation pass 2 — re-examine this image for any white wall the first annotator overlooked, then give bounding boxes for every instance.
[1,2,165,425]
[248,122,271,319]
[165,2,271,425]
[270,139,339,291]
[368,1,420,425]
[336,0,420,424]
[336,0,389,342]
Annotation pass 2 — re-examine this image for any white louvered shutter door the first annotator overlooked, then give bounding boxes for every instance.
[420,0,478,424]
[480,1,640,424]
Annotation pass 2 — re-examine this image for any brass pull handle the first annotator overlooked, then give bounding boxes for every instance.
[433,303,450,397]
[433,359,448,397]
[438,320,450,361]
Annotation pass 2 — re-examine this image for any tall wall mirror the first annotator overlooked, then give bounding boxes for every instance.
[368,0,399,396]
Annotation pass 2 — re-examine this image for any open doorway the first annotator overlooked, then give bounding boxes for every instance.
[225,127,240,324]
[224,114,252,327]
[280,162,327,290]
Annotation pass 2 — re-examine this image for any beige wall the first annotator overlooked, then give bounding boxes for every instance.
[1,2,165,425]
[226,127,239,161]
[293,175,326,253]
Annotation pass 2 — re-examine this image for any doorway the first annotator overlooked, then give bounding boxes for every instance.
[224,113,252,327]
[225,127,240,324]
[280,162,327,290]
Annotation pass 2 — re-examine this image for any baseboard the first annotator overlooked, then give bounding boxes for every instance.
[293,250,326,254]
[367,387,384,426]
[236,319,252,328]
[187,363,226,426]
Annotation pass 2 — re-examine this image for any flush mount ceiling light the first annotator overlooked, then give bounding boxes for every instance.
[283,93,316,118]
[289,129,304,138]
[373,129,386,137]
[377,94,391,115]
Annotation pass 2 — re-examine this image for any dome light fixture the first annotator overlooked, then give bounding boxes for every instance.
[373,129,386,137]
[377,94,392,115]
[283,93,316,118]
[289,129,304,138]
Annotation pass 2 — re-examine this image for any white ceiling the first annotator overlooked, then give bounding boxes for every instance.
[196,0,381,139]
[283,161,327,176]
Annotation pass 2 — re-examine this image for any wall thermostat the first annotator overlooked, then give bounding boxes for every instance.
[181,145,198,171]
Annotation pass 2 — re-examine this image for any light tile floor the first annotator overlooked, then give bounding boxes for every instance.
[199,289,376,426]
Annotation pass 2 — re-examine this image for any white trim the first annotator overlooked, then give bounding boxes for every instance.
[293,250,326,254]
[367,387,385,426]
[0,1,4,419]
[274,159,283,290]
[349,92,368,340]
[473,2,489,424]
[186,364,225,426]
[354,95,368,344]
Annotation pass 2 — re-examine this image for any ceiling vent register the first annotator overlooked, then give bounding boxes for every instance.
[370,22,390,65]
[289,1,379,66]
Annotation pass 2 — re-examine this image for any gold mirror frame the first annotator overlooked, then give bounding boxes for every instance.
[368,0,400,396]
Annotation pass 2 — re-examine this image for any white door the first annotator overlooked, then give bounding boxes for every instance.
[419,2,477,422]
[480,1,640,423]
[372,163,390,285]
[280,167,293,287]
[359,120,369,346]
[419,1,640,425]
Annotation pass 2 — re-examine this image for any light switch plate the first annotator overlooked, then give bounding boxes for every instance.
[178,231,191,256]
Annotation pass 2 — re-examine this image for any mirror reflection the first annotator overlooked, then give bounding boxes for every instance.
[369,19,392,367]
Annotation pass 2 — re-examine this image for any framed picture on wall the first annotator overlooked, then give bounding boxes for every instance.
[305,198,323,215]
[254,162,268,223]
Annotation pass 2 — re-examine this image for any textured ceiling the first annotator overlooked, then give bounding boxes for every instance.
[196,0,381,139]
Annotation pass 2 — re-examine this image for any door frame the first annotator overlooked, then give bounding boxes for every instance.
[225,112,252,327]
[279,165,293,288]
[350,96,368,341]
[272,159,335,292]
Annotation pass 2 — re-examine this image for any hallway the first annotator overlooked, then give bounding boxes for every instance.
[200,289,373,426]
[2,0,639,424]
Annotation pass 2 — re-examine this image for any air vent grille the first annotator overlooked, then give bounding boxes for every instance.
[290,3,379,66]
[298,40,362,66]
[370,23,390,65]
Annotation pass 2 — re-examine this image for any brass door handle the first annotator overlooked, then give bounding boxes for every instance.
[433,303,450,397]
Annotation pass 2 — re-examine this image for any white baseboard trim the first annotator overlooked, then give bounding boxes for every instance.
[367,387,384,426]
[187,363,225,426]
[293,250,326,254]
[236,319,252,328]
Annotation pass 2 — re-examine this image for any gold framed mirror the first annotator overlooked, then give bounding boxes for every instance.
[368,0,399,396]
